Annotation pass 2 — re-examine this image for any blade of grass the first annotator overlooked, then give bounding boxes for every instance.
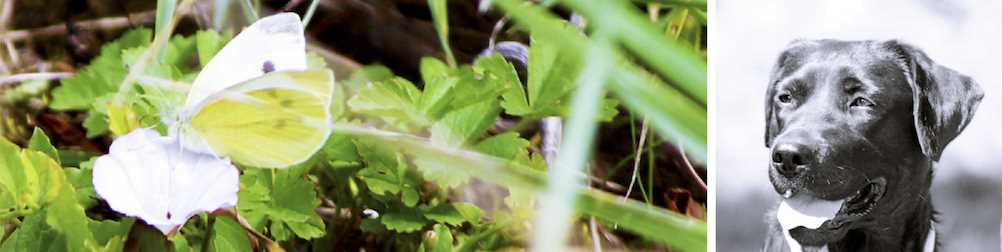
[428,0,457,68]
[558,0,706,105]
[302,0,321,27]
[154,0,176,62]
[531,35,611,252]
[330,124,706,251]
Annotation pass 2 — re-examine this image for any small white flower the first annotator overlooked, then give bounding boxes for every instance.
[93,129,239,235]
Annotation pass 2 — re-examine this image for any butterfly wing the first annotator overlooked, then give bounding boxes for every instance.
[185,12,307,108]
[188,70,334,168]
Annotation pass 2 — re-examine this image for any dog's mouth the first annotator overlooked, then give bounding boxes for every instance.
[781,177,887,247]
[836,177,886,219]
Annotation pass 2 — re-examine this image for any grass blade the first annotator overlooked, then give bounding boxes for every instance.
[531,36,612,251]
[428,0,457,68]
[154,0,176,62]
[559,0,707,105]
[302,0,321,27]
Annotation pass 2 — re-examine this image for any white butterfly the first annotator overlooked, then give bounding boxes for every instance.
[174,12,310,157]
[93,129,239,235]
[93,12,319,234]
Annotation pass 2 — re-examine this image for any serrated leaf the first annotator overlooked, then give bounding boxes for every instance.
[83,109,109,138]
[208,217,252,252]
[477,54,530,116]
[27,127,59,164]
[423,203,473,226]
[429,100,499,147]
[450,66,505,110]
[474,132,530,160]
[236,167,325,241]
[348,78,430,129]
[418,57,456,119]
[354,139,408,196]
[526,35,580,115]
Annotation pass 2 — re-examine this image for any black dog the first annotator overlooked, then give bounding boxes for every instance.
[761,40,983,251]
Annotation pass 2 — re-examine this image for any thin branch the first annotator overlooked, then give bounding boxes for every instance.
[0,11,158,42]
[0,72,73,86]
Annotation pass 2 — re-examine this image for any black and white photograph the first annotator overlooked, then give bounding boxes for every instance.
[716,0,1002,251]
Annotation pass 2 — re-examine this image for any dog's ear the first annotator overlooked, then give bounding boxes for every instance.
[885,40,984,161]
[765,40,814,147]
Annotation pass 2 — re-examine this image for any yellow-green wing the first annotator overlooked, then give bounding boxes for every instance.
[189,70,334,168]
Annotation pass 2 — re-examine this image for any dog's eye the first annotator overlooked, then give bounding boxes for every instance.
[850,97,874,107]
[777,94,793,103]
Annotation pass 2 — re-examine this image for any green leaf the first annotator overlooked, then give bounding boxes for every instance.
[417,57,457,119]
[27,127,59,164]
[342,65,395,92]
[429,100,499,147]
[354,139,420,200]
[195,30,229,67]
[236,167,325,241]
[423,203,480,226]
[45,171,96,251]
[82,109,109,138]
[0,213,60,252]
[0,138,65,213]
[348,78,430,129]
[526,35,579,116]
[417,100,501,188]
[474,132,530,161]
[50,28,151,110]
[89,219,134,247]
[381,207,427,233]
[477,54,529,116]
[208,217,252,252]
[65,158,97,208]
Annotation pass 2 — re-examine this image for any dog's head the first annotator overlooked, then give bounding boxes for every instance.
[764,40,983,243]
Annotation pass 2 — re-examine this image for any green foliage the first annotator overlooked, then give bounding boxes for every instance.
[207,217,252,251]
[0,132,131,251]
[10,0,706,248]
[237,165,325,242]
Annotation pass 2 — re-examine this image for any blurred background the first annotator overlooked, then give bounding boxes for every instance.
[715,0,1002,251]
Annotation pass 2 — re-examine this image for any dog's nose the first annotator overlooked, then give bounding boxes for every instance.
[772,143,810,178]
